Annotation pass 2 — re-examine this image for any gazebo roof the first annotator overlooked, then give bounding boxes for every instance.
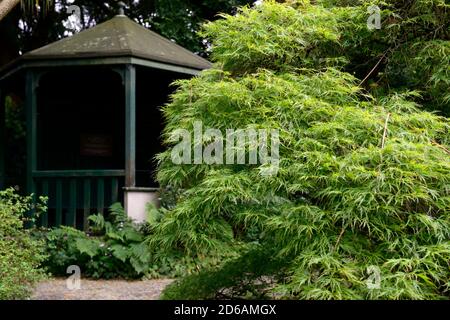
[0,14,211,80]
[22,14,211,70]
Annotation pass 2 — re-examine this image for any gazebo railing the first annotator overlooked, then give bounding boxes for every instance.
[32,170,125,230]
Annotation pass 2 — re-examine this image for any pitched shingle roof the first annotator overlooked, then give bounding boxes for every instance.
[21,14,211,70]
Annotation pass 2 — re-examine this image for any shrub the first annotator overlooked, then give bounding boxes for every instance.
[151,1,450,299]
[39,203,152,279]
[0,188,46,300]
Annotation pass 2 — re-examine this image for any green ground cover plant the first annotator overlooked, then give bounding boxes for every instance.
[38,203,229,279]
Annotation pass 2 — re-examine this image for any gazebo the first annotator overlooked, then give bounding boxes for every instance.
[0,10,211,229]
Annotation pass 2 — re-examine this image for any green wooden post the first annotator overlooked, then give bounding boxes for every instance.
[0,88,5,190]
[26,71,38,225]
[68,178,77,227]
[97,178,104,215]
[124,64,136,188]
[83,178,91,230]
[111,177,119,203]
[55,179,63,227]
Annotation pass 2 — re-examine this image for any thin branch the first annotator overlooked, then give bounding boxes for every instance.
[0,0,20,22]
[333,227,346,252]
[381,113,391,149]
[358,50,388,87]
[432,140,450,155]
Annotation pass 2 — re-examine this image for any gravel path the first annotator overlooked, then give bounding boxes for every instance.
[31,278,174,300]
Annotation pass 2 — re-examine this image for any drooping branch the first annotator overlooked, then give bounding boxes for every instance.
[0,0,20,22]
[0,0,53,22]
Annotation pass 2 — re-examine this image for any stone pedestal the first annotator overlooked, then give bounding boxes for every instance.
[123,187,159,223]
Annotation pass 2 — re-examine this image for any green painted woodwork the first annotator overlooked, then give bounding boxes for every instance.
[0,57,202,82]
[111,177,119,203]
[68,179,77,227]
[25,71,38,227]
[33,170,124,229]
[55,179,62,227]
[83,179,91,230]
[97,178,105,215]
[125,64,136,188]
[33,170,125,178]
[35,174,123,230]
[26,71,37,195]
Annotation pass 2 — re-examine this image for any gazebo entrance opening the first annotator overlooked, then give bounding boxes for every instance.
[31,66,185,230]
[35,67,125,229]
[38,68,125,172]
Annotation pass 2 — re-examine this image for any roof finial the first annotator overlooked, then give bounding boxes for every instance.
[118,1,126,16]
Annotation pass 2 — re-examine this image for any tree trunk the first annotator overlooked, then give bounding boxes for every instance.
[0,0,20,22]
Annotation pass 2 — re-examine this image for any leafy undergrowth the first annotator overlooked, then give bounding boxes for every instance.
[0,188,47,299]
[36,203,233,280]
